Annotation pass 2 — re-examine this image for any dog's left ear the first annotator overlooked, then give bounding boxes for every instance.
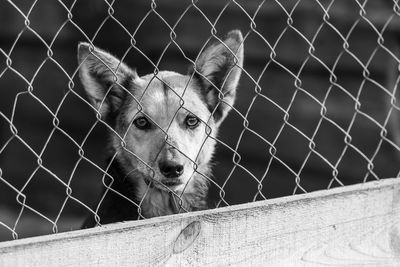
[191,30,244,124]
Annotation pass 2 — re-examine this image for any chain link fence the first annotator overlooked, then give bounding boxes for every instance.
[1,0,400,241]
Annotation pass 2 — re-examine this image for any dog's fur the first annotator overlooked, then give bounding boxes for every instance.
[78,30,244,227]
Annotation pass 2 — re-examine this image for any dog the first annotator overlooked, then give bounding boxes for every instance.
[77,30,244,227]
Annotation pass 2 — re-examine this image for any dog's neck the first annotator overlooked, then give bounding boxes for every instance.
[104,157,209,220]
[135,174,208,218]
[136,175,209,218]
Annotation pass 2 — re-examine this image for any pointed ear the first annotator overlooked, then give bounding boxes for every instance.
[191,30,244,124]
[77,42,137,117]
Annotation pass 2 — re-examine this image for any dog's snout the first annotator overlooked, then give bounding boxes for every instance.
[159,160,184,178]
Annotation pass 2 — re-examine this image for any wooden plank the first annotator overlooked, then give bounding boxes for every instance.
[0,178,399,266]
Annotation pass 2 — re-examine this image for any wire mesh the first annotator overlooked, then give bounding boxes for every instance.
[0,0,400,241]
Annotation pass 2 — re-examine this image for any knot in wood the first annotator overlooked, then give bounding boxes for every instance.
[173,221,201,254]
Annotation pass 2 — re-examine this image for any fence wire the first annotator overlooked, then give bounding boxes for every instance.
[0,0,400,241]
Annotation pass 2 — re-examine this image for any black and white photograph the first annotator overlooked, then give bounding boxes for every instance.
[0,0,399,265]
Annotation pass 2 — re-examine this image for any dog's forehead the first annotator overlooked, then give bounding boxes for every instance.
[127,71,209,122]
[141,71,189,97]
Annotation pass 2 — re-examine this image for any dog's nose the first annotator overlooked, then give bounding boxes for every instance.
[159,160,184,178]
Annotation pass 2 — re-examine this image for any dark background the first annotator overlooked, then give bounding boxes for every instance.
[1,0,399,242]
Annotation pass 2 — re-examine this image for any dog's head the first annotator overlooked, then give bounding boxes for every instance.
[77,30,244,194]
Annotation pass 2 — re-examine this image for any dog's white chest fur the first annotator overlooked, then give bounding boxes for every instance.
[139,187,184,217]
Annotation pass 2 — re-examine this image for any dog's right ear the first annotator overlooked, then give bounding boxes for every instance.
[77,42,138,117]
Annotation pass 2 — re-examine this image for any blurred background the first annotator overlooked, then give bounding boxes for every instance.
[1,0,400,242]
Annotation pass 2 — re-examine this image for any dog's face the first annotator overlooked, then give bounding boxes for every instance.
[114,72,216,192]
[77,30,244,194]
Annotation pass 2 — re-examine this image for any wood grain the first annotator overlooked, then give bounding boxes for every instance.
[0,178,399,266]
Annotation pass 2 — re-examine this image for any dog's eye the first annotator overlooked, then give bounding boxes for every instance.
[133,117,151,130]
[185,115,200,128]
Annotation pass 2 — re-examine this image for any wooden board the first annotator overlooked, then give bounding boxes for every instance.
[0,178,399,266]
